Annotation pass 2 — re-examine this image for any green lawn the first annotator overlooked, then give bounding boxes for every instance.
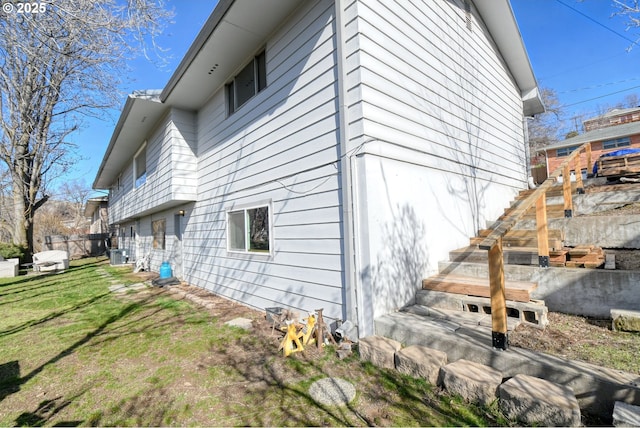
[0,257,507,426]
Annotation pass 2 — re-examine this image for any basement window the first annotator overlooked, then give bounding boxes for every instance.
[226,50,267,115]
[227,204,271,254]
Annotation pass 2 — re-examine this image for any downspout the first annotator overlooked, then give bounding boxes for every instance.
[335,0,360,335]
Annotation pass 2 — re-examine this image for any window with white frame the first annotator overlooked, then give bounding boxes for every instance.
[227,204,271,253]
[133,142,147,187]
[226,50,267,115]
[556,145,580,157]
[602,137,630,150]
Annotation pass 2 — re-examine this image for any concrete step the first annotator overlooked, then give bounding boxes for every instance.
[500,203,566,221]
[515,183,578,200]
[403,304,521,331]
[449,245,538,265]
[471,228,564,249]
[422,273,537,302]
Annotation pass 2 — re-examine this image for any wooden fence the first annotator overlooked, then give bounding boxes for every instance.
[44,233,109,259]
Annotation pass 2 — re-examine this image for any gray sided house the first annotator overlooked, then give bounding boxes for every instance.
[93,0,543,337]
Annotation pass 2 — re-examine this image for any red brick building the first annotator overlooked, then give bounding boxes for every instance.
[542,108,640,176]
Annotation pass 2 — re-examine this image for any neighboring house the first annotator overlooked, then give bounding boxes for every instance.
[84,196,110,234]
[583,106,640,132]
[92,0,544,337]
[543,116,640,175]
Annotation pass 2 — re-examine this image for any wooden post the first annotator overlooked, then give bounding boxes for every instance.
[574,155,584,194]
[535,194,550,267]
[563,164,572,217]
[585,143,592,176]
[488,237,508,350]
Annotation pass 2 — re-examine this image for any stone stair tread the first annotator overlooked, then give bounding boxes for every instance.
[403,304,521,331]
[422,273,537,302]
[449,245,540,266]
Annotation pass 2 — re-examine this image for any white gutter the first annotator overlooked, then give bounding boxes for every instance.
[334,0,360,335]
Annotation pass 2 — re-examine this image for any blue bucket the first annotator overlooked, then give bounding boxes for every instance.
[159,261,172,279]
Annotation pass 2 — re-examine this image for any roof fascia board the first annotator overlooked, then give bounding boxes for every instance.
[160,0,234,103]
[473,0,544,116]
[92,96,137,189]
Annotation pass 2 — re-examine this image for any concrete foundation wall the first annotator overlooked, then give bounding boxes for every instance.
[516,215,640,248]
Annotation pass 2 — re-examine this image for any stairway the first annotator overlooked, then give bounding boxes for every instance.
[393,183,608,338]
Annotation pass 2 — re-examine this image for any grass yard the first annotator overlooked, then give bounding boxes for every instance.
[0,257,507,426]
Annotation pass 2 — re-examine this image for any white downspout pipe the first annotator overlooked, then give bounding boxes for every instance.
[335,0,361,336]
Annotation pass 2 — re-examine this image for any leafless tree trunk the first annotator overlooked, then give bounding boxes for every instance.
[0,1,172,257]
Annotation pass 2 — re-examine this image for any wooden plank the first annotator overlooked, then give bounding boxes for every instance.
[586,143,592,175]
[568,245,594,256]
[584,261,605,269]
[563,164,573,214]
[422,275,536,303]
[536,195,549,263]
[477,229,564,240]
[470,236,561,248]
[575,155,584,190]
[489,239,508,344]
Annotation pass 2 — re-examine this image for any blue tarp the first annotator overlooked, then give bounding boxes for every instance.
[593,148,640,176]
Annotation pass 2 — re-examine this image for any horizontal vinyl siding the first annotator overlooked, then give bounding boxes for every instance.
[108,109,197,223]
[353,0,526,190]
[183,0,345,321]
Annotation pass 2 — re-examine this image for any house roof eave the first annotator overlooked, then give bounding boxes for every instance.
[544,121,640,151]
[92,93,166,190]
[474,0,545,116]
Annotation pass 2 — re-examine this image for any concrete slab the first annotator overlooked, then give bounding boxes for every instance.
[224,317,253,331]
[404,304,521,331]
[611,309,640,332]
[358,335,401,369]
[613,401,640,427]
[108,284,128,293]
[375,310,640,420]
[309,377,356,406]
[438,359,502,406]
[498,374,581,427]
[394,345,447,385]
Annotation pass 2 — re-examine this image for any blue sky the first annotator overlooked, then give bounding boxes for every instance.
[73,0,640,196]
[512,0,640,133]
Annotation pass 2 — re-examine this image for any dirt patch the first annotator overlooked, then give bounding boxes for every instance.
[145,276,640,377]
[509,312,640,374]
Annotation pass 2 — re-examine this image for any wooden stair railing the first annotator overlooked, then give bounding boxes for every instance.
[478,141,592,350]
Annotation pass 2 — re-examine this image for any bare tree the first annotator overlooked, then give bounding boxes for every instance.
[527,87,565,153]
[0,0,172,257]
[614,0,640,49]
[59,179,92,232]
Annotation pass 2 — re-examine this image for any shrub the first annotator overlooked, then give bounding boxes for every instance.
[0,243,26,263]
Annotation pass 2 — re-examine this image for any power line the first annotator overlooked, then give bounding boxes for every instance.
[560,83,640,108]
[558,76,640,94]
[555,0,639,47]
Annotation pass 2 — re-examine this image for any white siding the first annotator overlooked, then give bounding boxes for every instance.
[117,208,184,273]
[341,0,531,334]
[182,0,346,322]
[109,108,197,223]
